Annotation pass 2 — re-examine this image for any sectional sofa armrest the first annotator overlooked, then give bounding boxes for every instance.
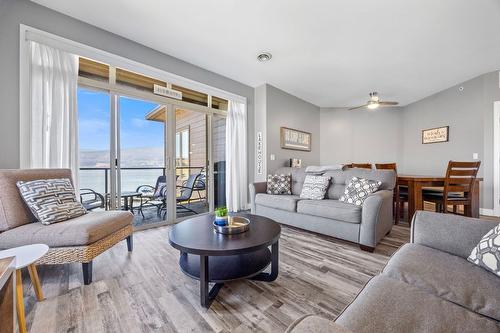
[359,190,394,249]
[249,182,267,213]
[411,211,498,259]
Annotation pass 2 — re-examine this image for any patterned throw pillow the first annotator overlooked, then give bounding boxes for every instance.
[339,177,382,206]
[468,224,500,277]
[267,174,292,195]
[17,178,87,225]
[300,175,331,200]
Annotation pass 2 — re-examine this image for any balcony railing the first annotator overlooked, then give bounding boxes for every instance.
[79,166,204,195]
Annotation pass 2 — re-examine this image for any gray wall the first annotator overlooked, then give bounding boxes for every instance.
[319,72,500,210]
[265,84,320,171]
[402,71,500,209]
[0,0,255,183]
[320,107,403,166]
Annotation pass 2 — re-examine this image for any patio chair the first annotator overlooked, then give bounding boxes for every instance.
[136,176,167,217]
[79,188,105,211]
[161,173,202,218]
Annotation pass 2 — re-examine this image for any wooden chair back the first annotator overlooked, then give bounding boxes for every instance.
[375,163,397,173]
[347,163,372,169]
[443,161,481,205]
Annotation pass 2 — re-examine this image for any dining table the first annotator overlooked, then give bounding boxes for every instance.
[397,174,483,223]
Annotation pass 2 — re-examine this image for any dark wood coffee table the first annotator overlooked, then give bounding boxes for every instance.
[168,213,281,308]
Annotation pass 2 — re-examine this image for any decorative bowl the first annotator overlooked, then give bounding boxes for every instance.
[213,216,250,235]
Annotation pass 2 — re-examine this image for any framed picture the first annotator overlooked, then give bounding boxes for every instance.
[280,127,311,151]
[422,126,449,144]
[289,158,302,168]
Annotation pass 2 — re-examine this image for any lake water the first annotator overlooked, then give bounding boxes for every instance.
[79,169,164,194]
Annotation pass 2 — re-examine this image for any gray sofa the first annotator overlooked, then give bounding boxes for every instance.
[287,211,500,333]
[250,167,396,251]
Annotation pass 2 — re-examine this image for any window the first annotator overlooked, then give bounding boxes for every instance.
[176,127,190,167]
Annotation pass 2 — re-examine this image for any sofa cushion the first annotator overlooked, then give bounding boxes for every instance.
[336,275,500,333]
[0,211,133,248]
[468,223,500,278]
[255,194,301,212]
[297,199,361,224]
[383,243,500,322]
[275,167,307,196]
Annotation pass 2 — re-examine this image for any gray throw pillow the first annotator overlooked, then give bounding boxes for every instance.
[17,178,87,225]
[300,175,331,200]
[267,174,292,195]
[339,176,382,206]
[468,224,500,277]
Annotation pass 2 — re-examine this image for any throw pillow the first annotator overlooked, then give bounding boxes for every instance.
[267,174,292,195]
[17,178,87,225]
[468,224,500,277]
[339,177,382,206]
[300,175,331,200]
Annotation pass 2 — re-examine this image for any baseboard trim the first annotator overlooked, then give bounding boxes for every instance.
[480,208,496,216]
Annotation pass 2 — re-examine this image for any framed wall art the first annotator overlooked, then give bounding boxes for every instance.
[422,126,449,144]
[280,127,311,151]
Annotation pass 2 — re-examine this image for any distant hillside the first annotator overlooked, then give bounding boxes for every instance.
[80,147,164,167]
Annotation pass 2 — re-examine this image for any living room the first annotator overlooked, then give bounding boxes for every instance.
[0,0,499,332]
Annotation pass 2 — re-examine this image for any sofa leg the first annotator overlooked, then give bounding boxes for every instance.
[126,235,133,252]
[359,245,375,253]
[82,261,93,285]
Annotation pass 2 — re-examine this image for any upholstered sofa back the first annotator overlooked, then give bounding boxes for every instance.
[0,169,73,232]
[274,167,396,200]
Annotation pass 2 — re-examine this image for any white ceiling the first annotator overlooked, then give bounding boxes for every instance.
[32,0,500,107]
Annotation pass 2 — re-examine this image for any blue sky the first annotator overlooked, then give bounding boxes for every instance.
[78,87,163,151]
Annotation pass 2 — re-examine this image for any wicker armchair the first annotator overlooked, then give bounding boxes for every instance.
[0,169,133,285]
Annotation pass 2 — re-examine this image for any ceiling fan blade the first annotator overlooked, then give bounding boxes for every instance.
[379,101,399,106]
[348,104,368,110]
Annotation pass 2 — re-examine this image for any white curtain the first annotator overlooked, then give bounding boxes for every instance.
[226,100,248,212]
[29,41,79,188]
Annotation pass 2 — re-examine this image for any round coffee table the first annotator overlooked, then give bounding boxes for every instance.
[169,213,281,308]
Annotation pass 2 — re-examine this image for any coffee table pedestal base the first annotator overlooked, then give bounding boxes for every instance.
[179,241,279,308]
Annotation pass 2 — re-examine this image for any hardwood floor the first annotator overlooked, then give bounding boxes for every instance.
[21,223,410,333]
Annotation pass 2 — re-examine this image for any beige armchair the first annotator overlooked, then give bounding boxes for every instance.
[0,169,133,285]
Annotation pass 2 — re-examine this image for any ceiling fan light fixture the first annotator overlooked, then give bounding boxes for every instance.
[257,52,272,62]
[367,102,379,110]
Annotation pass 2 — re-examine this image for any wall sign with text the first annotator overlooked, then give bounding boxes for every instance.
[280,127,311,151]
[422,126,449,144]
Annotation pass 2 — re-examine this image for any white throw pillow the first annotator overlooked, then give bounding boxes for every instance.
[300,175,331,200]
[468,224,500,277]
[339,177,382,206]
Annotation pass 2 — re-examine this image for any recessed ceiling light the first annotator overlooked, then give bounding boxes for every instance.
[257,52,272,62]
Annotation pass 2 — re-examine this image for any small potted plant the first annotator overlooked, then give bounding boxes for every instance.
[214,206,228,226]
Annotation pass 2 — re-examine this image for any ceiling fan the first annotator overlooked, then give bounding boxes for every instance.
[348,92,398,110]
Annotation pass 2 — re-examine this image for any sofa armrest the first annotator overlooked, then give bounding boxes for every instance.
[249,182,267,213]
[285,315,353,333]
[359,190,394,248]
[411,211,498,259]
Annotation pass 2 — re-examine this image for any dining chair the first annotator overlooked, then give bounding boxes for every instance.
[375,163,407,224]
[423,161,481,217]
[346,163,372,169]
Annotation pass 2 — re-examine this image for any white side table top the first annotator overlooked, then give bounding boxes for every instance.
[0,244,49,269]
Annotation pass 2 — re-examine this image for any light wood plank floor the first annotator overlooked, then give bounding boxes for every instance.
[20,222,410,333]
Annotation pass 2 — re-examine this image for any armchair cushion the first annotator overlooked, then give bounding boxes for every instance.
[0,211,133,248]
